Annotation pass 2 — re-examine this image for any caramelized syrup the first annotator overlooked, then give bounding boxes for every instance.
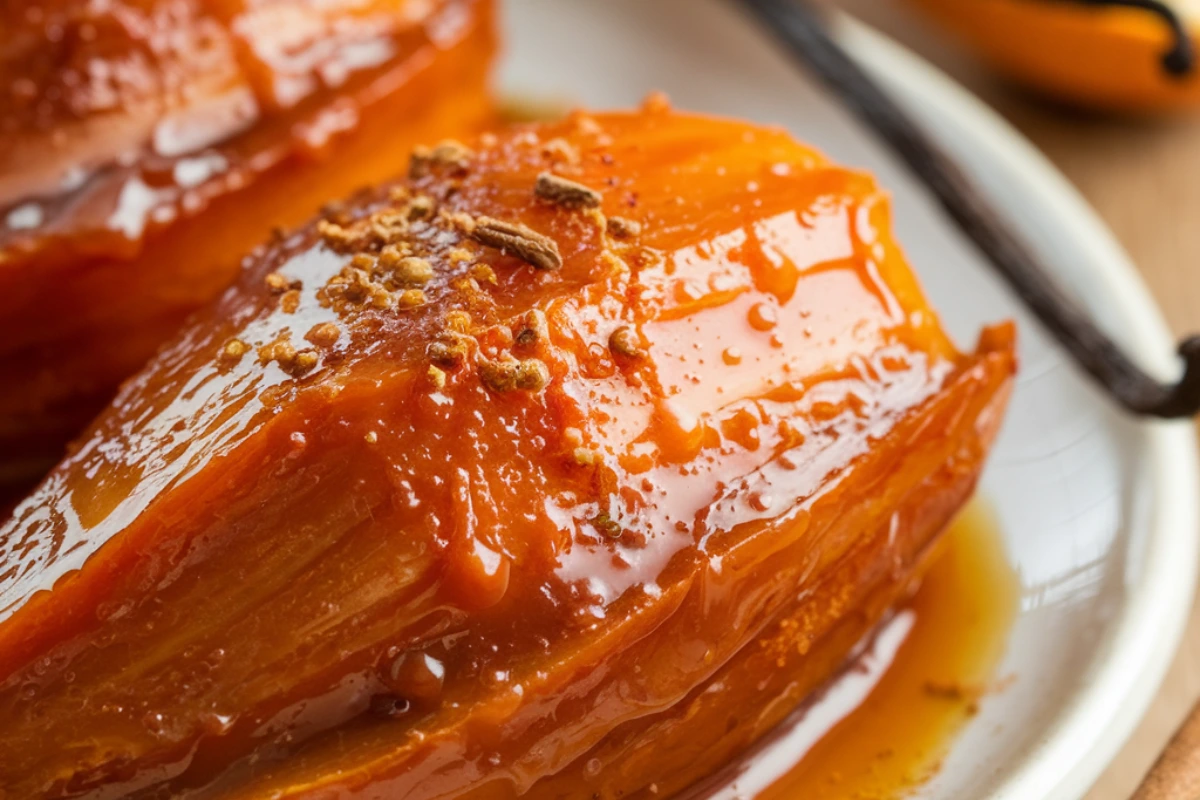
[699,500,1018,799]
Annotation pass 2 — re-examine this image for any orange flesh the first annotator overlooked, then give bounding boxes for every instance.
[0,0,496,487]
[0,104,1016,798]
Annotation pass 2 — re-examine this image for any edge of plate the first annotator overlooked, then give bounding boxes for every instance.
[834,17,1200,800]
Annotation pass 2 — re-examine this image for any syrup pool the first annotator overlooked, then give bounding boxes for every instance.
[694,499,1019,800]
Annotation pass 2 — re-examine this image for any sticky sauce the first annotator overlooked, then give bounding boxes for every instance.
[696,500,1018,800]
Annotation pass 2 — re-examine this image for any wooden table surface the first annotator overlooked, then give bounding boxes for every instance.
[832,2,1200,798]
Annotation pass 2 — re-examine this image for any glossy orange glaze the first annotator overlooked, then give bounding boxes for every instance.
[0,0,495,486]
[0,103,1016,798]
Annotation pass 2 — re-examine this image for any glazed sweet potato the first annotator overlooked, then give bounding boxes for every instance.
[0,102,1016,799]
[0,0,496,490]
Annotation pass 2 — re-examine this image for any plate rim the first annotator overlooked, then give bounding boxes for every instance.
[835,16,1200,800]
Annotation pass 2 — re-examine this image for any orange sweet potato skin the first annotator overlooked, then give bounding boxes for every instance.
[0,103,1015,798]
[0,0,496,489]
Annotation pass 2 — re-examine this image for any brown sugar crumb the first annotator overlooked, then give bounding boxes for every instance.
[388,185,411,204]
[219,339,249,362]
[321,200,352,225]
[470,263,498,285]
[406,194,436,220]
[409,140,474,178]
[608,216,642,239]
[280,289,301,314]
[541,137,581,165]
[599,250,629,276]
[470,216,562,271]
[369,211,410,245]
[428,335,470,369]
[305,322,341,348]
[571,113,603,136]
[427,365,447,390]
[442,210,478,235]
[574,447,602,466]
[286,349,320,377]
[513,309,549,348]
[265,272,300,294]
[535,172,602,209]
[327,265,392,309]
[642,91,672,114]
[448,247,474,265]
[478,355,551,393]
[258,339,319,378]
[397,289,426,309]
[364,431,379,444]
[382,254,434,285]
[317,219,361,252]
[609,326,646,359]
[444,310,473,334]
[563,427,584,449]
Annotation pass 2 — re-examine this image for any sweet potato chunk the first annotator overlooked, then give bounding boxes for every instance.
[0,102,1015,798]
[0,0,496,489]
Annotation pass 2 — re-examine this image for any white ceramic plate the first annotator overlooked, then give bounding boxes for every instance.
[500,2,1200,798]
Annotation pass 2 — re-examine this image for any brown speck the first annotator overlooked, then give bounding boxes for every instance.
[305,322,340,348]
[470,263,498,285]
[448,247,474,264]
[479,356,550,393]
[535,172,602,209]
[220,339,248,362]
[591,512,622,538]
[364,431,379,444]
[388,185,411,204]
[280,289,301,314]
[609,326,646,359]
[397,289,426,309]
[608,216,642,239]
[470,217,562,271]
[574,448,601,466]
[513,309,548,348]
[428,365,447,390]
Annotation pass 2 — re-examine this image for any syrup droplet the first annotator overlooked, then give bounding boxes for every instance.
[748,302,778,331]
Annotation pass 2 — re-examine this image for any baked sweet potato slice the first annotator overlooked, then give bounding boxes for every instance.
[0,0,496,490]
[0,102,1015,798]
